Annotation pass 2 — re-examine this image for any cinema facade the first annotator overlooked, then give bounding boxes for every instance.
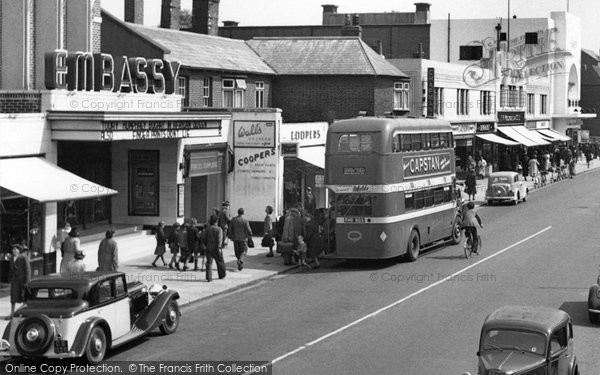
[0,47,287,277]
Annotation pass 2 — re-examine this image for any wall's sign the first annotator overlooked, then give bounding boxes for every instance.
[45,50,181,94]
[233,121,276,147]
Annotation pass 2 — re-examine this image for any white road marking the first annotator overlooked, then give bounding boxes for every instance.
[269,225,553,366]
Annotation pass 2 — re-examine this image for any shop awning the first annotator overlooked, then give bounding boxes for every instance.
[297,146,325,169]
[537,129,571,142]
[0,157,118,202]
[497,126,543,147]
[476,133,520,146]
[512,127,551,146]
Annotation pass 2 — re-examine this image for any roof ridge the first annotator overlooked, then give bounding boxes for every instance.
[357,39,378,75]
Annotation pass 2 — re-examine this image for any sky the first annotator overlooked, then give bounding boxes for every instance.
[101,0,600,53]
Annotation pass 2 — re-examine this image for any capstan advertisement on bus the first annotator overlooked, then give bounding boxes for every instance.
[402,151,452,179]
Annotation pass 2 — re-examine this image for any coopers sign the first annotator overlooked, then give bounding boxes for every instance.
[44,50,181,94]
[402,152,452,179]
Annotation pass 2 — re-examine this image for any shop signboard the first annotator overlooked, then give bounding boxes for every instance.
[280,122,328,147]
[426,68,435,117]
[476,122,495,133]
[281,143,299,157]
[188,151,224,177]
[497,111,525,126]
[451,123,475,137]
[233,121,276,148]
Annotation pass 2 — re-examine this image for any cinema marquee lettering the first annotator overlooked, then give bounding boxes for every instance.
[44,50,181,94]
[402,152,452,179]
[100,120,211,140]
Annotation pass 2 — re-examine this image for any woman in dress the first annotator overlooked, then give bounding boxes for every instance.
[262,205,275,257]
[465,169,477,201]
[9,245,31,318]
[60,227,81,274]
[152,221,167,267]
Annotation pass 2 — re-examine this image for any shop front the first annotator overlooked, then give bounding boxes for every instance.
[49,111,231,226]
[451,122,475,178]
[280,122,328,216]
[474,121,519,173]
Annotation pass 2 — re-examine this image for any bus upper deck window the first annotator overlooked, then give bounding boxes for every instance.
[401,134,411,151]
[411,134,421,151]
[431,133,440,149]
[421,134,431,150]
[440,133,449,148]
[392,136,400,152]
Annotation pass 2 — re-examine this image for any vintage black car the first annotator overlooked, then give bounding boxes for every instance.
[0,271,180,363]
[471,306,579,375]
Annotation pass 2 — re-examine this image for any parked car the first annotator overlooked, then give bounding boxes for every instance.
[0,271,180,363]
[471,306,579,375]
[485,171,528,205]
[587,271,600,323]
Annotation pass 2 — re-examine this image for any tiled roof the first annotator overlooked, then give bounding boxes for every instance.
[246,37,408,77]
[123,23,275,75]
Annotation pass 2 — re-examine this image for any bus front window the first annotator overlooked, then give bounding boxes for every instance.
[335,194,376,216]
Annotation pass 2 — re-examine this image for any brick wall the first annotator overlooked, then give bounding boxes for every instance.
[0,93,42,113]
[182,69,273,110]
[273,76,381,123]
[92,0,101,53]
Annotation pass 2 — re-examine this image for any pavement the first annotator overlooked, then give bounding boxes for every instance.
[0,157,598,330]
[456,158,600,205]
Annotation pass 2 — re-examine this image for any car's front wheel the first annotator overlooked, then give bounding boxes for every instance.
[159,300,180,335]
[85,326,107,364]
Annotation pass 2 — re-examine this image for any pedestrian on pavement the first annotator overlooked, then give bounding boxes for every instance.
[262,205,275,257]
[304,187,316,216]
[60,227,81,274]
[295,235,311,271]
[229,207,253,271]
[467,155,476,172]
[176,222,188,271]
[167,222,180,269]
[304,214,321,269]
[205,215,226,282]
[477,157,487,180]
[152,221,167,267]
[185,218,200,271]
[586,150,593,168]
[465,169,477,201]
[529,152,540,187]
[65,250,86,274]
[219,201,231,248]
[9,244,30,318]
[98,230,119,272]
[521,152,530,180]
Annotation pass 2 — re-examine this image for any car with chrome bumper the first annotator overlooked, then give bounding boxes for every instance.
[470,306,579,375]
[0,271,180,363]
[485,171,528,206]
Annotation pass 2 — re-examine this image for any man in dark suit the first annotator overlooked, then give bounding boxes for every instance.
[205,215,226,282]
[229,207,252,271]
[186,218,200,271]
[218,201,231,247]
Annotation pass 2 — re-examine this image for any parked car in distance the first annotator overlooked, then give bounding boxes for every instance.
[587,271,600,323]
[485,171,528,205]
[469,306,579,375]
[0,271,180,363]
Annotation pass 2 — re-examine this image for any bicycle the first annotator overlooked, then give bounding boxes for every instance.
[463,228,482,259]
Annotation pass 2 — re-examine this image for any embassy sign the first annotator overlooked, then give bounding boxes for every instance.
[45,50,181,94]
[402,152,452,180]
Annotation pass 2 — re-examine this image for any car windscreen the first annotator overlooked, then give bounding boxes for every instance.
[28,287,77,300]
[482,329,546,356]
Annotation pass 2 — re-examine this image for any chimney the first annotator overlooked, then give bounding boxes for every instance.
[192,0,220,36]
[414,2,431,24]
[322,4,338,25]
[341,14,362,38]
[124,0,144,24]
[222,20,239,27]
[161,0,181,30]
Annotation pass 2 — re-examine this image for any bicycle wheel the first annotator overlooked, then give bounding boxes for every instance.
[464,234,472,259]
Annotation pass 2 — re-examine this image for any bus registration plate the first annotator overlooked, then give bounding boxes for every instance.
[344,217,366,223]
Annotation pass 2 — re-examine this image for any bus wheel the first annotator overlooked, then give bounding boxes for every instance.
[406,230,420,262]
[449,218,462,245]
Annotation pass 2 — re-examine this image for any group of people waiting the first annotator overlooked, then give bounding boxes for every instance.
[264,205,336,271]
[153,201,253,282]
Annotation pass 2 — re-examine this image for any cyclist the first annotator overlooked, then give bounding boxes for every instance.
[462,202,483,254]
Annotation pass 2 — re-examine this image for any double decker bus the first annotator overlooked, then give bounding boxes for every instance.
[325,117,462,261]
